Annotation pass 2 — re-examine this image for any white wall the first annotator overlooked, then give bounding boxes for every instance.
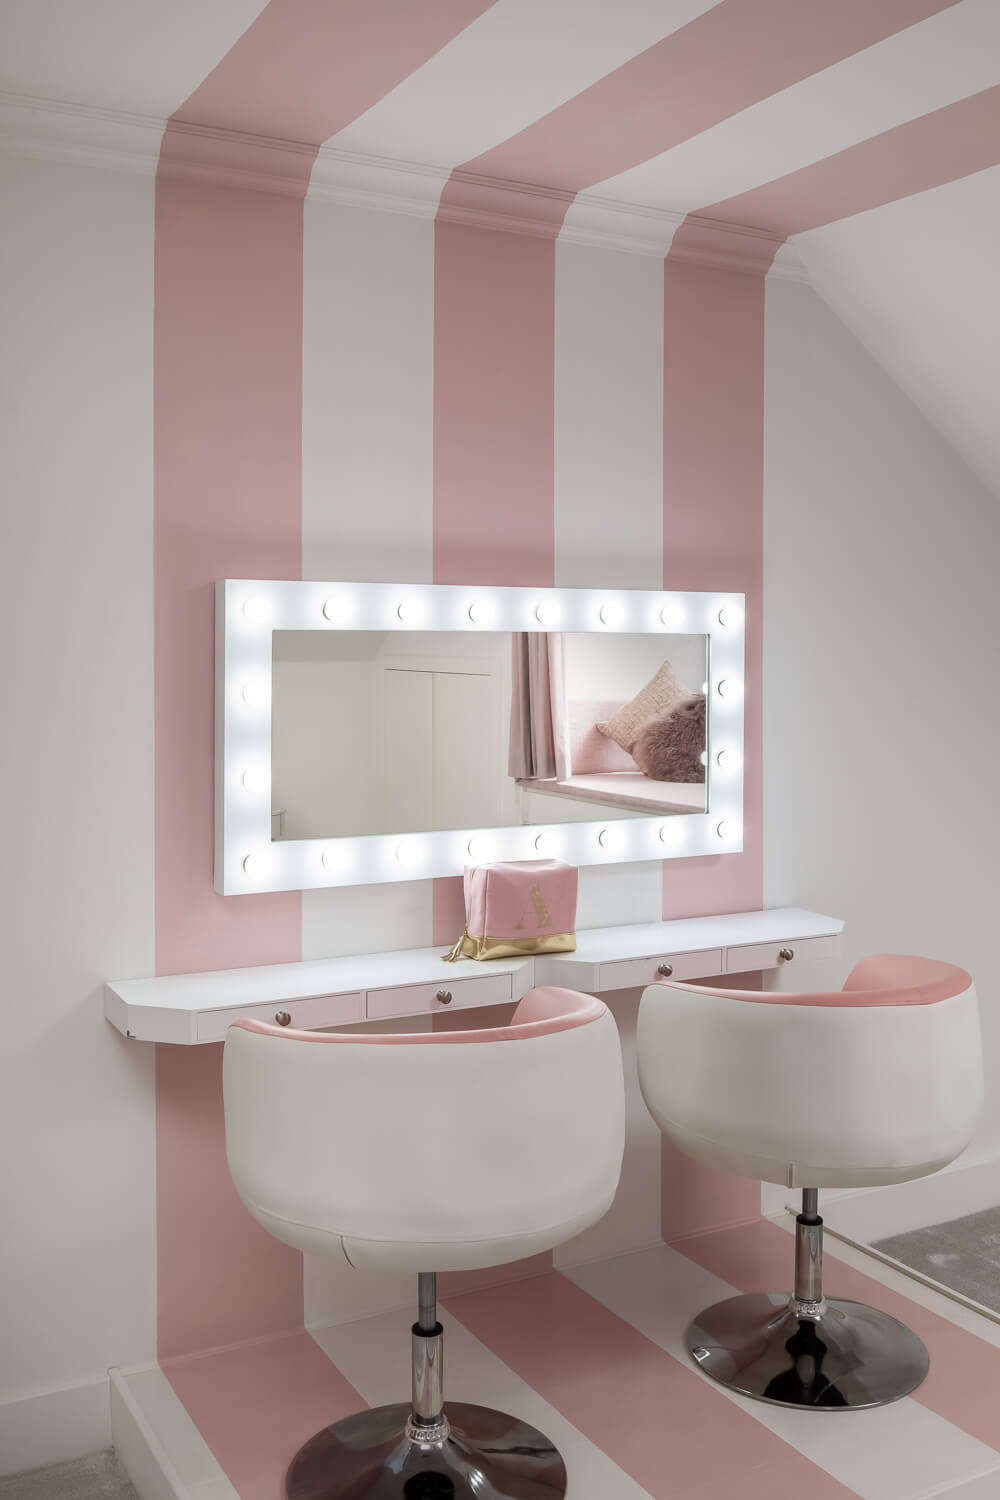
[0,156,157,1469]
[763,278,1000,1210]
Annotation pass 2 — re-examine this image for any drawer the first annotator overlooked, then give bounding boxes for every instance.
[196,990,364,1043]
[595,948,724,992]
[724,933,843,974]
[366,972,513,1021]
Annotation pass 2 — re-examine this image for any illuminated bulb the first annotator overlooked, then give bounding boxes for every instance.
[716,747,740,771]
[321,844,344,871]
[598,826,624,852]
[535,600,560,627]
[395,840,420,867]
[323,595,351,624]
[658,821,680,846]
[717,677,743,700]
[467,835,491,861]
[718,604,743,629]
[717,818,740,843]
[241,678,268,709]
[242,595,269,623]
[701,681,709,695]
[242,850,271,880]
[698,750,708,767]
[659,602,685,629]
[241,766,268,795]
[534,831,555,855]
[599,601,625,628]
[467,598,495,626]
[397,597,425,625]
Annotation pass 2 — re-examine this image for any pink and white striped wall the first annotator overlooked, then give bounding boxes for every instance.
[5,0,1000,1478]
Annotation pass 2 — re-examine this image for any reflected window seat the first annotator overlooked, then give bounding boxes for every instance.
[518,771,705,816]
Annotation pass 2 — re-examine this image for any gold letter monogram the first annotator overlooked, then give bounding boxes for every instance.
[513,882,552,931]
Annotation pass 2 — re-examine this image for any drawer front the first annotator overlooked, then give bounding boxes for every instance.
[196,990,364,1043]
[595,948,724,992]
[724,933,843,974]
[366,972,513,1021]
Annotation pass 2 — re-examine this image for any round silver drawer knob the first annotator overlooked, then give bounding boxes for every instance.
[435,989,453,1005]
[657,963,674,978]
[778,947,795,962]
[274,1010,292,1026]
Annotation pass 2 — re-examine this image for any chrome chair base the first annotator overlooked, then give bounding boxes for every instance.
[285,1400,567,1499]
[688,1292,930,1409]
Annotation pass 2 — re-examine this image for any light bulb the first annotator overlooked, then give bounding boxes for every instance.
[718,604,742,629]
[599,601,625,628]
[467,598,495,626]
[241,678,268,709]
[395,840,420,867]
[701,680,709,695]
[659,602,685,629]
[323,595,351,624]
[534,831,555,855]
[321,844,343,871]
[241,766,268,795]
[717,818,740,843]
[717,678,742,699]
[535,600,560,627]
[242,850,271,880]
[598,826,623,852]
[242,595,269,623]
[698,750,707,767]
[467,835,491,861]
[716,747,740,771]
[397,597,425,625]
[658,821,681,846]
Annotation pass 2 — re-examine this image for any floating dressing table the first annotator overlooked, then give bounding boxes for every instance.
[105,907,843,1044]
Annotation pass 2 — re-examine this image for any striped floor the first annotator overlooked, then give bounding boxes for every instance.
[112,1218,1000,1500]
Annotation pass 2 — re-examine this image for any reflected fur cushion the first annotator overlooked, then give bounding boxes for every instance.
[633,694,706,783]
[595,660,691,755]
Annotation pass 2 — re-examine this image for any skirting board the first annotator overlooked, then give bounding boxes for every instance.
[109,1366,237,1500]
[0,1372,110,1477]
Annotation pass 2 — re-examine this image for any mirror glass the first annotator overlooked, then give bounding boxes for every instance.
[270,630,709,840]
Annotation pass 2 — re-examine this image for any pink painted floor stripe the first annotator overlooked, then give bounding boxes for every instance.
[445,1272,858,1498]
[440,0,961,235]
[163,1331,364,1500]
[674,83,1000,273]
[174,0,498,145]
[677,1218,1000,1453]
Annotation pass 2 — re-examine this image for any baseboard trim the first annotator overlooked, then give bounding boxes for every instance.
[0,1373,110,1477]
[110,1364,238,1500]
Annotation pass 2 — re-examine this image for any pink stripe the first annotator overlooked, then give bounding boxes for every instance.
[154,0,503,1377]
[676,1218,1000,1451]
[433,224,555,587]
[673,84,1000,273]
[657,260,764,1241]
[445,1273,857,1497]
[162,1331,363,1500]
[440,0,960,235]
[173,0,498,145]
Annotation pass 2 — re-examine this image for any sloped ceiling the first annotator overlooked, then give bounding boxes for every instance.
[3,0,999,495]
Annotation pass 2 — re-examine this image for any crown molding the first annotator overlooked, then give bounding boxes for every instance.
[0,89,807,279]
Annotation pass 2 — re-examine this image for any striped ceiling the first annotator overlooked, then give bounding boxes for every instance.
[4,0,999,493]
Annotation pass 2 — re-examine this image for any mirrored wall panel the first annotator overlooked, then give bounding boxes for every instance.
[270,629,709,841]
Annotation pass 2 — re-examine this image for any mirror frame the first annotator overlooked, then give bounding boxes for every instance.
[214,579,745,894]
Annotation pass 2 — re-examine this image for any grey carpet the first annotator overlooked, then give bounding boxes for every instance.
[875,1205,1000,1315]
[0,1452,139,1500]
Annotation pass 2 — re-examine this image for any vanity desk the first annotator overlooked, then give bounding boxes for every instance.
[105,907,843,1044]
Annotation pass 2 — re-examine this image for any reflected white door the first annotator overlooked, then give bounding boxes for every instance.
[380,667,501,833]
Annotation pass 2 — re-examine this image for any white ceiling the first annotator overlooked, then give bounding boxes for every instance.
[2,0,998,497]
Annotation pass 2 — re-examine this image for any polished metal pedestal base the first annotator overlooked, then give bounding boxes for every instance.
[688,1293,930,1409]
[285,1400,567,1499]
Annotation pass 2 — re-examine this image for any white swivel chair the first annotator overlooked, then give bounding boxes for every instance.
[637,954,983,1409]
[223,986,625,1499]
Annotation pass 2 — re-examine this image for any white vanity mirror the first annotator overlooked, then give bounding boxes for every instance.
[215,581,745,893]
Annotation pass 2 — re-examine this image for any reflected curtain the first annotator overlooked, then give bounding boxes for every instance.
[508,632,570,781]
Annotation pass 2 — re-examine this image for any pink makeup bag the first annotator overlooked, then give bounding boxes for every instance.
[443,860,579,962]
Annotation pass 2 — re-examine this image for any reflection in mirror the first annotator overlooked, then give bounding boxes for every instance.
[270,630,709,841]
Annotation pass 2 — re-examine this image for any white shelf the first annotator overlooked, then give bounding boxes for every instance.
[105,907,843,1044]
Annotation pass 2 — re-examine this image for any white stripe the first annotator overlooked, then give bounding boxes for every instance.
[567,0,1000,222]
[310,1309,654,1500]
[568,1244,1000,1500]
[323,0,720,168]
